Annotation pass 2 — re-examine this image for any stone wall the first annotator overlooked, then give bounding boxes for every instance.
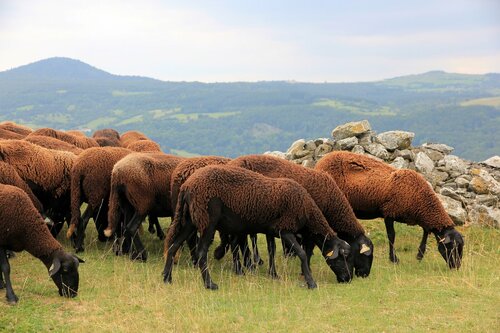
[265,120,500,228]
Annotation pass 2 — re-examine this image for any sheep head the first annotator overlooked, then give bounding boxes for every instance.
[434,228,464,269]
[48,250,84,298]
[322,236,353,283]
[350,234,374,278]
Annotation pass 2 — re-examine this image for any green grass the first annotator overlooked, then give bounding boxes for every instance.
[460,96,500,108]
[16,105,34,112]
[116,115,144,126]
[111,90,153,97]
[312,98,397,116]
[1,220,498,332]
[86,116,117,129]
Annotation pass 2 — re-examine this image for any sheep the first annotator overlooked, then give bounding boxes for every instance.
[229,154,374,277]
[31,128,99,150]
[315,151,464,269]
[0,140,76,237]
[120,130,149,148]
[127,140,162,152]
[95,136,121,147]
[163,165,353,290]
[0,128,25,140]
[0,184,83,304]
[0,161,44,214]
[103,153,185,261]
[67,147,133,252]
[24,135,83,155]
[93,128,120,141]
[0,121,32,136]
[66,130,87,137]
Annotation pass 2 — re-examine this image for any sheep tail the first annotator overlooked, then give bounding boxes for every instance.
[103,183,125,237]
[67,172,84,239]
[164,189,187,259]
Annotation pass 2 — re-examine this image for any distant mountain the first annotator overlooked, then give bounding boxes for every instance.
[0,57,499,160]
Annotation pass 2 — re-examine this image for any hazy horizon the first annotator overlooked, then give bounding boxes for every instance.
[1,0,499,83]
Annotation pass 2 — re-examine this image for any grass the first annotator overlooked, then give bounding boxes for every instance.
[1,220,498,332]
[312,99,397,116]
[460,96,500,108]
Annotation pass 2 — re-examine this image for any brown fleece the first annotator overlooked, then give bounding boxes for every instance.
[0,122,33,136]
[105,153,185,234]
[66,130,86,137]
[70,147,132,227]
[95,137,121,147]
[315,151,455,231]
[31,128,99,149]
[0,128,25,140]
[170,156,231,214]
[0,161,44,213]
[24,135,83,155]
[93,128,120,141]
[120,130,149,148]
[0,184,62,258]
[229,154,365,237]
[127,140,162,152]
[0,140,75,199]
[165,165,336,251]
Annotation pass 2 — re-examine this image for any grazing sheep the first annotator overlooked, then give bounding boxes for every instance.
[0,161,44,213]
[0,184,83,305]
[104,153,185,261]
[93,128,120,141]
[67,147,132,252]
[315,151,464,269]
[0,140,76,237]
[24,135,83,155]
[120,130,149,148]
[127,140,162,152]
[0,121,32,136]
[31,128,98,150]
[229,154,374,277]
[163,165,353,290]
[0,128,25,140]
[94,136,121,147]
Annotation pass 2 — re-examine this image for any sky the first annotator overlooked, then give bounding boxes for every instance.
[0,0,499,82]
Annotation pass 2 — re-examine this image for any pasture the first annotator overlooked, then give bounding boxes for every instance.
[1,219,499,332]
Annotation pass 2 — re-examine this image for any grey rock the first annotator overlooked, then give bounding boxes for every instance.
[305,140,317,151]
[393,149,413,160]
[351,145,365,154]
[468,205,500,228]
[422,143,454,155]
[375,131,414,151]
[336,137,358,150]
[475,195,499,207]
[415,152,435,174]
[443,155,469,174]
[314,143,333,158]
[440,187,464,202]
[391,156,409,169]
[364,143,390,160]
[469,168,500,195]
[423,148,445,162]
[331,120,371,140]
[285,139,306,159]
[437,194,467,225]
[357,132,373,147]
[482,156,500,169]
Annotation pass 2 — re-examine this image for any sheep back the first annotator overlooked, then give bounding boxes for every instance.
[0,121,33,136]
[120,130,149,148]
[127,140,162,152]
[31,128,98,149]
[0,161,44,213]
[24,135,83,155]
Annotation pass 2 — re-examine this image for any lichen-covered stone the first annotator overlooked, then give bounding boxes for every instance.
[331,120,371,140]
[336,137,358,150]
[468,205,500,228]
[437,194,467,225]
[422,143,454,155]
[415,152,434,174]
[375,131,414,151]
[482,156,500,169]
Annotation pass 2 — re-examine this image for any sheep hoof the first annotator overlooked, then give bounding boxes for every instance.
[148,226,155,234]
[257,258,264,266]
[131,249,148,262]
[163,275,172,284]
[307,281,318,289]
[157,232,166,241]
[234,268,245,276]
[213,246,226,260]
[416,252,424,261]
[390,255,400,264]
[7,295,19,305]
[269,272,280,280]
[205,282,218,290]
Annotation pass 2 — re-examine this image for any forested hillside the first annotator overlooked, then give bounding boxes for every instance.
[1,57,498,160]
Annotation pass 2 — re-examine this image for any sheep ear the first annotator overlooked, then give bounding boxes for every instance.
[48,258,61,277]
[326,247,339,260]
[360,243,372,255]
[439,235,451,244]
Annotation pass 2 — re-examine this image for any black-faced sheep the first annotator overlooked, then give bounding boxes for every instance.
[163,165,353,290]
[120,130,149,148]
[67,147,133,252]
[0,184,83,305]
[229,154,374,277]
[315,151,464,269]
[0,121,33,136]
[104,153,185,261]
[24,135,83,155]
[0,140,76,237]
[31,128,98,150]
[127,140,162,153]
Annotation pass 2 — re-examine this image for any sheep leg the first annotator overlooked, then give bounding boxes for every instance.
[163,224,197,284]
[0,248,18,304]
[73,206,93,252]
[250,234,264,266]
[417,229,429,261]
[266,234,279,279]
[125,212,148,261]
[197,224,218,290]
[148,215,165,241]
[239,236,256,271]
[230,235,244,275]
[281,232,317,289]
[213,231,230,260]
[384,218,399,263]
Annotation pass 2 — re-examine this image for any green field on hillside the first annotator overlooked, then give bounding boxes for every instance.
[1,219,498,332]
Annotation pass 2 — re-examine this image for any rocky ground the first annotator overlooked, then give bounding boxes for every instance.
[266,120,500,228]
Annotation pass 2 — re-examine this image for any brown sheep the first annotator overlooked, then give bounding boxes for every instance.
[94,136,121,147]
[24,135,83,155]
[163,165,353,290]
[31,128,98,149]
[104,153,185,261]
[127,140,162,152]
[120,130,149,148]
[0,140,76,237]
[93,128,120,141]
[66,130,87,137]
[0,161,44,214]
[0,122,33,136]
[0,184,83,304]
[0,128,25,140]
[229,154,374,277]
[315,151,464,269]
[67,147,133,252]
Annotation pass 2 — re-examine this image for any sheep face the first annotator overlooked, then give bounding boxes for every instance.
[434,228,464,269]
[49,252,83,297]
[324,237,354,283]
[350,234,373,278]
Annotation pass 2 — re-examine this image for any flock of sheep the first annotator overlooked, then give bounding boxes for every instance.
[0,121,464,304]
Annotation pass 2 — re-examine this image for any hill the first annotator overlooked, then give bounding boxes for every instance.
[0,57,499,160]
